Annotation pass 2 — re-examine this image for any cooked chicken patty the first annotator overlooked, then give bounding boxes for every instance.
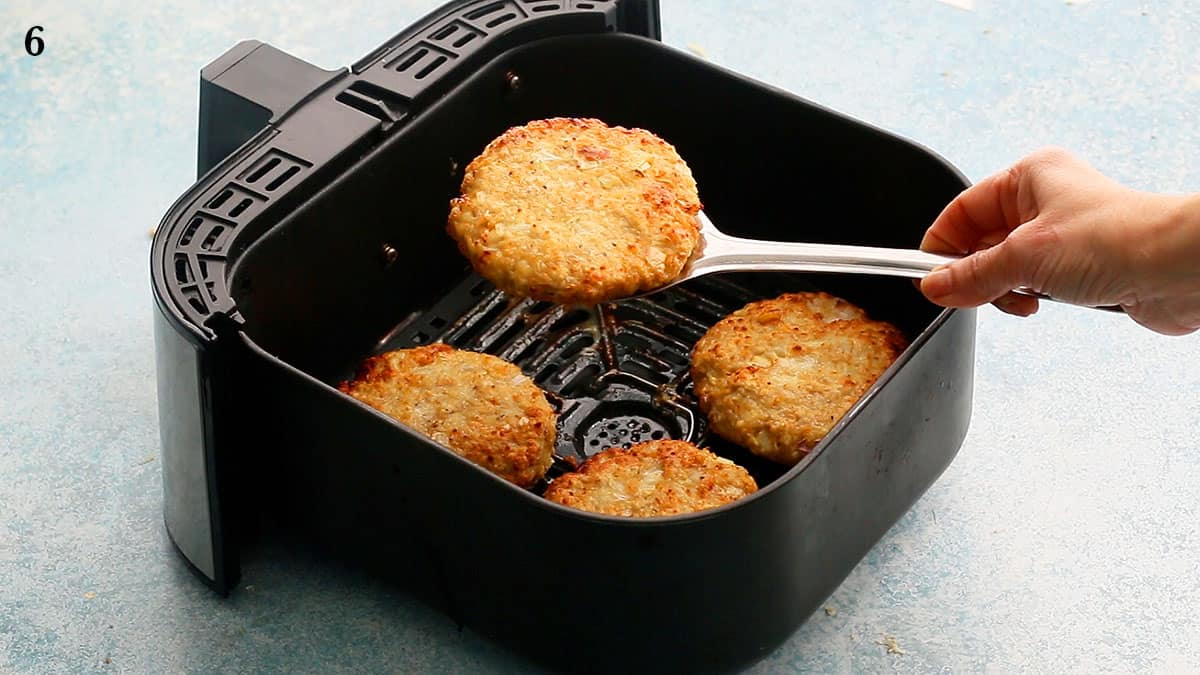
[691,292,908,465]
[447,117,702,305]
[543,440,757,517]
[338,344,555,487]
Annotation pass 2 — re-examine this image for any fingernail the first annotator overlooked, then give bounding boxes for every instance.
[922,267,953,299]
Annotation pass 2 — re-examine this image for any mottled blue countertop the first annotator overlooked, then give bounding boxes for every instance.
[2,1,1199,672]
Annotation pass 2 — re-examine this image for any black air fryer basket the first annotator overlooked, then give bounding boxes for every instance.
[150,1,975,671]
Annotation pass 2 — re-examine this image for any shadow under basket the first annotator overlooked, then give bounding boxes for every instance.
[150,2,974,672]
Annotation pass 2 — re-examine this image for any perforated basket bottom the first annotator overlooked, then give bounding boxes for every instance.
[360,273,809,491]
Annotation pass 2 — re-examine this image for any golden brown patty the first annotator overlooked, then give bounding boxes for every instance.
[447,117,702,305]
[338,344,555,487]
[543,440,757,517]
[691,292,908,465]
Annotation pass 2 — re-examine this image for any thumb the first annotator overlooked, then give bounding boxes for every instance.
[920,238,1030,308]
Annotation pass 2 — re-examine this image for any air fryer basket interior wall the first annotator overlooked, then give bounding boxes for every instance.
[230,33,966,380]
[151,2,974,672]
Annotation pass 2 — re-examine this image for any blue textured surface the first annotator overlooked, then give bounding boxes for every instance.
[2,1,1199,672]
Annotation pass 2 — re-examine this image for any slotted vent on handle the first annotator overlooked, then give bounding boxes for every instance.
[521,1,564,13]
[464,1,528,24]
[237,150,312,193]
[204,184,266,226]
[428,19,486,49]
[164,146,312,325]
[170,249,227,318]
[386,42,456,80]
[176,212,237,253]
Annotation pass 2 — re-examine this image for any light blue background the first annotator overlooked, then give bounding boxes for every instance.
[1,1,1198,672]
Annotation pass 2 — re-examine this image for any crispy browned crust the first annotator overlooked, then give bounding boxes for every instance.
[543,440,757,517]
[446,117,702,305]
[338,344,555,487]
[691,292,909,465]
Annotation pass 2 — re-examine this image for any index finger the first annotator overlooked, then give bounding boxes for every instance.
[921,165,1025,255]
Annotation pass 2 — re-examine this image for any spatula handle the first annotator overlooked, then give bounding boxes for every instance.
[694,219,1125,313]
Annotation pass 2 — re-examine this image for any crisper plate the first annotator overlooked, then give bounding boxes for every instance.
[350,272,845,491]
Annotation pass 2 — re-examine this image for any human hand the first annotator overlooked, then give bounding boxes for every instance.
[919,147,1200,336]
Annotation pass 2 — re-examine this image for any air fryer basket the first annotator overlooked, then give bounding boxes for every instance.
[151,2,974,672]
